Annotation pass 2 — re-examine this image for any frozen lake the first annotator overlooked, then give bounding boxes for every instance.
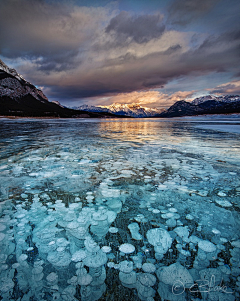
[0,117,240,300]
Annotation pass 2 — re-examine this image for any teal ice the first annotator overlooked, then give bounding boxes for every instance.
[0,116,239,300]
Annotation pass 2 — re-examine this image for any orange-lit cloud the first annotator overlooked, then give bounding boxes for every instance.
[210,80,240,94]
[93,90,195,108]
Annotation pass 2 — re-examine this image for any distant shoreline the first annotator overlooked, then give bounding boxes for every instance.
[1,113,240,120]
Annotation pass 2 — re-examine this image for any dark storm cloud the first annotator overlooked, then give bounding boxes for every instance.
[105,11,165,44]
[211,84,236,94]
[209,80,240,94]
[0,0,102,71]
[36,49,80,72]
[198,30,240,51]
[1,0,240,103]
[47,27,240,100]
[162,44,182,55]
[168,0,220,26]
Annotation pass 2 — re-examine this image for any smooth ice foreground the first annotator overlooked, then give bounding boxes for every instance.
[0,117,240,301]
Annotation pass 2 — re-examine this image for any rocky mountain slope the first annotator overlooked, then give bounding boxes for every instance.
[0,60,119,118]
[76,103,163,117]
[158,95,240,118]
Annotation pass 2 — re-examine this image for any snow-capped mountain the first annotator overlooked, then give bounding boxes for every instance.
[0,59,48,102]
[73,104,109,113]
[0,59,119,118]
[76,103,163,117]
[192,95,240,105]
[159,95,240,117]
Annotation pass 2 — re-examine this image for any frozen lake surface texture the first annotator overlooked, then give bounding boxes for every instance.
[0,116,240,301]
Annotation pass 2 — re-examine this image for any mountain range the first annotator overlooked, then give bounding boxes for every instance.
[74,103,164,117]
[74,95,240,118]
[0,59,240,118]
[158,95,240,117]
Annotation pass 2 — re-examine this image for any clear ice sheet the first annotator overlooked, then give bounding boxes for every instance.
[0,117,240,301]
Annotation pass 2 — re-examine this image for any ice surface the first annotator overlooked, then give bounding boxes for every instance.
[0,117,239,300]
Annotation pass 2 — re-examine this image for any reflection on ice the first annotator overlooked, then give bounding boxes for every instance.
[0,118,239,300]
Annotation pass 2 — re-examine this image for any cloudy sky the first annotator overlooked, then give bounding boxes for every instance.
[0,0,240,108]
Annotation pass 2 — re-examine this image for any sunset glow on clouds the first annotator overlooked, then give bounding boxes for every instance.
[91,90,196,109]
[0,0,239,108]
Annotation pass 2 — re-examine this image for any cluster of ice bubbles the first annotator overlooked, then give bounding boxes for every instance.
[0,180,240,301]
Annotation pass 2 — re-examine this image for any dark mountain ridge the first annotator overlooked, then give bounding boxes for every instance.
[158,96,240,118]
[0,60,120,118]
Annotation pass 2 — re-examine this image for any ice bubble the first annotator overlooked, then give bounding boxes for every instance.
[119,270,137,287]
[109,227,118,233]
[186,214,194,220]
[215,200,232,207]
[63,212,76,222]
[161,212,175,219]
[114,263,120,269]
[119,260,134,273]
[152,209,160,214]
[47,251,71,268]
[15,213,26,219]
[106,199,122,213]
[34,259,44,267]
[231,240,240,248]
[46,272,58,285]
[128,223,142,240]
[220,237,228,243]
[146,228,172,255]
[212,228,221,235]
[32,266,43,275]
[137,282,155,299]
[199,268,222,286]
[217,191,227,197]
[77,268,93,286]
[174,226,190,241]
[0,232,5,241]
[168,208,178,213]
[0,277,14,293]
[12,263,20,269]
[101,246,112,253]
[66,221,79,229]
[161,212,180,219]
[71,250,87,262]
[189,235,201,244]
[157,262,194,288]
[1,264,8,271]
[166,218,176,227]
[84,250,107,268]
[134,214,148,223]
[55,199,63,204]
[139,273,156,287]
[198,240,217,252]
[67,276,77,286]
[21,193,28,199]
[57,246,66,253]
[56,238,69,247]
[119,243,135,254]
[107,262,115,268]
[0,224,6,231]
[132,255,142,269]
[142,263,156,274]
[18,254,28,262]
[84,236,100,253]
[197,190,208,197]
